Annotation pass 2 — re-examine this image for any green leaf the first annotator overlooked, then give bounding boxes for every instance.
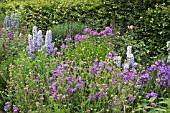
[149,97,157,103]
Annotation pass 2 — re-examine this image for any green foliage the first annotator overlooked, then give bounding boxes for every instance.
[134,3,170,58]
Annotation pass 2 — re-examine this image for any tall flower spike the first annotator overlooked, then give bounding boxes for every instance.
[10,13,17,28]
[45,30,52,47]
[27,34,35,52]
[127,53,134,65]
[3,15,10,28]
[37,30,43,50]
[127,46,132,55]
[32,26,38,48]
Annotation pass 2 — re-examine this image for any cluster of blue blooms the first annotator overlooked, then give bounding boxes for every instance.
[3,13,20,28]
[26,26,54,59]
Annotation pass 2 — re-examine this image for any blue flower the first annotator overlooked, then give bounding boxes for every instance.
[37,30,42,50]
[3,15,10,27]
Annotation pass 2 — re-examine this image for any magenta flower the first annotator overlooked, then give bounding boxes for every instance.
[40,97,44,100]
[28,109,32,112]
[151,102,156,107]
[84,28,91,33]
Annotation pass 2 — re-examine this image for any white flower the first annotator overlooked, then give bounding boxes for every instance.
[167,41,170,51]
[127,53,134,65]
[122,63,129,71]
[167,55,170,63]
[127,46,132,55]
[114,56,121,67]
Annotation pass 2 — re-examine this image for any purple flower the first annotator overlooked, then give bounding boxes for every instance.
[87,110,91,113]
[29,52,35,59]
[65,37,72,42]
[61,44,66,49]
[13,107,19,112]
[127,96,133,102]
[167,66,170,76]
[45,43,54,55]
[40,97,44,100]
[148,64,157,72]
[151,102,156,107]
[74,34,87,42]
[33,90,37,93]
[24,87,28,91]
[7,33,14,38]
[68,81,72,86]
[92,31,99,36]
[137,71,150,87]
[155,60,165,67]
[95,92,101,100]
[105,27,112,32]
[84,28,91,33]
[107,51,116,59]
[108,43,113,46]
[146,92,158,99]
[28,109,32,112]
[49,92,53,96]
[89,65,97,76]
[103,34,107,38]
[4,102,10,111]
[88,96,95,101]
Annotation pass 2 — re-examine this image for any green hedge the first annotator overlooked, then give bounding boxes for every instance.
[1,0,170,58]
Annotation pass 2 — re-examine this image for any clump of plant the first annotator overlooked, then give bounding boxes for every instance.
[50,21,87,48]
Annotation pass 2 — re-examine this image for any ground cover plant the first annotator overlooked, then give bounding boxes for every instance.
[0,0,170,113]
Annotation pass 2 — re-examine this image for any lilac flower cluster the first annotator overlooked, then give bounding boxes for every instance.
[122,69,137,82]
[147,60,170,89]
[136,59,170,91]
[74,34,86,42]
[84,27,114,38]
[146,92,158,99]
[3,13,20,28]
[137,71,150,87]
[65,37,72,42]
